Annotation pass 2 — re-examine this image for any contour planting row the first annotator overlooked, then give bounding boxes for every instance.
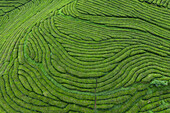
[53,15,170,53]
[95,51,170,92]
[75,0,170,30]
[0,0,32,16]
[0,9,96,113]
[0,0,170,112]
[138,88,170,112]
[38,14,170,93]
[139,0,170,8]
[0,27,26,76]
[25,19,98,92]
[55,3,170,112]
[27,21,99,93]
[47,12,169,112]
[97,83,170,112]
[0,0,59,69]
[0,59,95,112]
[97,84,148,113]
[60,0,170,43]
[0,22,97,112]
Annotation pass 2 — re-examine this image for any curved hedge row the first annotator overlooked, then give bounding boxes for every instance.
[0,0,169,112]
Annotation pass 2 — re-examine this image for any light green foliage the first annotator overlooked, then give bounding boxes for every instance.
[150,79,168,87]
[0,0,170,113]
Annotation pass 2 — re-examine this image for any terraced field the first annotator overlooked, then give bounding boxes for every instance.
[0,0,170,113]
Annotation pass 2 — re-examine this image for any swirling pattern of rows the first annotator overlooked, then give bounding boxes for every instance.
[0,0,170,113]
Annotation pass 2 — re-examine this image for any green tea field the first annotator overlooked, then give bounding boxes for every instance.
[0,0,170,112]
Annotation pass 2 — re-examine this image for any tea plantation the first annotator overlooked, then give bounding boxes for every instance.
[0,0,170,112]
